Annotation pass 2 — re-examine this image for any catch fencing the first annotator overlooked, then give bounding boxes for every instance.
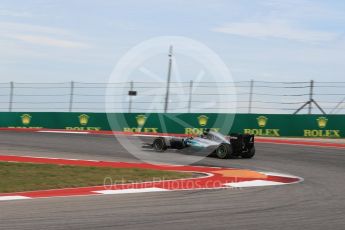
[1,81,345,114]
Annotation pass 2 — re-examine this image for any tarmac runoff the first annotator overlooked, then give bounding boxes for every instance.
[0,128,343,149]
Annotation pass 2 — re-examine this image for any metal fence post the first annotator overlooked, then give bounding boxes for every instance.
[69,81,74,112]
[9,81,14,112]
[128,81,133,113]
[330,96,345,114]
[188,80,193,113]
[248,80,254,113]
[308,80,314,114]
[164,45,173,113]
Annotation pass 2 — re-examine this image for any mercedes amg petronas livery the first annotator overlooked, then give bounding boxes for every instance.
[145,129,255,159]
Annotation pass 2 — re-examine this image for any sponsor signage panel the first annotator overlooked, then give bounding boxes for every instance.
[0,113,343,138]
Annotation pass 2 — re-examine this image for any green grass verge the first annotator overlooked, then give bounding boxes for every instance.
[0,162,193,193]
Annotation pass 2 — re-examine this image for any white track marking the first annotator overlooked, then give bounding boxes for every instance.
[225,180,285,187]
[93,188,168,194]
[0,196,31,201]
[132,134,175,138]
[261,172,298,178]
[37,131,89,134]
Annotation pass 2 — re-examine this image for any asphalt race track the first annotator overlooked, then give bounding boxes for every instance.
[0,131,344,230]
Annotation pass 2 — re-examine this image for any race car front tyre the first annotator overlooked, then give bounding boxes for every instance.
[153,137,168,152]
[215,143,233,159]
[241,146,255,159]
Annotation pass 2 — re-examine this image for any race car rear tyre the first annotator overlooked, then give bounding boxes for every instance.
[153,137,167,152]
[215,143,233,159]
[241,146,255,159]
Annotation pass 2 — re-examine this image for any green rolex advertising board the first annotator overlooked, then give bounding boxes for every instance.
[0,112,344,138]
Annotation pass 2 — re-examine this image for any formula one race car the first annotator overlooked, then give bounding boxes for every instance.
[144,129,255,159]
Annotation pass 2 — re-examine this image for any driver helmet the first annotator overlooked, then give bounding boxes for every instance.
[203,128,210,136]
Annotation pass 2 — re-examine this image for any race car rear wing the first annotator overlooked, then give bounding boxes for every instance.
[229,133,254,152]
